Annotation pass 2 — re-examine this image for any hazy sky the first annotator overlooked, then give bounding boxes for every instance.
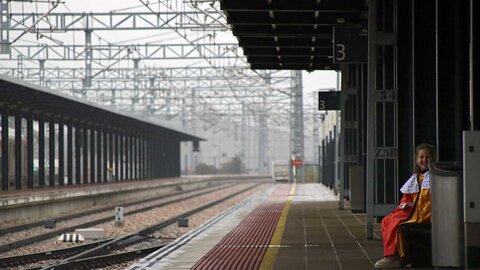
[8,0,339,105]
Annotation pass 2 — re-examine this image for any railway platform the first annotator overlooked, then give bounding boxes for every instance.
[0,176,222,207]
[0,175,269,223]
[128,183,423,270]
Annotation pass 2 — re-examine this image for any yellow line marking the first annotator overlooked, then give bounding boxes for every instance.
[259,184,296,270]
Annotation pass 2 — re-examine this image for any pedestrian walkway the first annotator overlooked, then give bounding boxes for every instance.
[129,183,432,270]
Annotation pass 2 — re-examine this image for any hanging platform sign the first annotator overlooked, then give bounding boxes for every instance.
[333,26,368,63]
[318,91,341,111]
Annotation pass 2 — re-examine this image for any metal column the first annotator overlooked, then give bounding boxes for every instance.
[133,136,137,179]
[90,127,95,184]
[396,0,414,183]
[67,120,73,185]
[115,133,119,181]
[125,135,130,180]
[142,138,146,179]
[58,119,64,186]
[366,0,400,239]
[83,126,88,184]
[75,124,81,184]
[313,95,320,164]
[291,70,305,182]
[473,0,480,130]
[412,0,437,147]
[129,135,133,180]
[1,109,8,190]
[39,60,45,87]
[96,127,102,183]
[84,29,92,88]
[103,129,108,182]
[120,134,124,180]
[49,119,55,187]
[109,132,113,181]
[15,112,22,189]
[27,112,34,188]
[152,139,157,177]
[436,0,470,162]
[146,138,151,178]
[38,116,45,187]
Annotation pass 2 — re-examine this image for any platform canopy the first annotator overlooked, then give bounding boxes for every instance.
[0,75,203,142]
[220,0,368,71]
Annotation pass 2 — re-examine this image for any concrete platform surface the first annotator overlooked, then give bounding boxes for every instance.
[126,183,401,270]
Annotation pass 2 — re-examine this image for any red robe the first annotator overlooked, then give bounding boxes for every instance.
[381,193,416,256]
[381,173,431,257]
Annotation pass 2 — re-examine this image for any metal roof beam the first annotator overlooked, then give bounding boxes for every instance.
[6,43,242,61]
[8,11,225,31]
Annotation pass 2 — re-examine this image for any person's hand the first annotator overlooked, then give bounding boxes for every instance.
[398,202,414,209]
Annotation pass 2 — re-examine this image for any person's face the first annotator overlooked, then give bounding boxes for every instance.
[417,148,433,171]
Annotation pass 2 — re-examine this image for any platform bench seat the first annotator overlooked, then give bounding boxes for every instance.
[400,223,432,268]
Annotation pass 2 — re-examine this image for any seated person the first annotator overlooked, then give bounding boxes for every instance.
[374,143,436,268]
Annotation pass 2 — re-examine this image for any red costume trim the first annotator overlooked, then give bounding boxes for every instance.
[381,193,416,256]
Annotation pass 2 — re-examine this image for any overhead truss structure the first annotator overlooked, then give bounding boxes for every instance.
[0,0,312,171]
[0,2,300,127]
[3,43,243,61]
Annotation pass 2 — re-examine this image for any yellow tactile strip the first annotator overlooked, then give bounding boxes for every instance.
[259,184,296,270]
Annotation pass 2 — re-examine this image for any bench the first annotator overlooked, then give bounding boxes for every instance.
[400,223,432,267]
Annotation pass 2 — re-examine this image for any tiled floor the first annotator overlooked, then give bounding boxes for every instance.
[274,200,382,270]
[128,183,434,270]
[271,184,433,270]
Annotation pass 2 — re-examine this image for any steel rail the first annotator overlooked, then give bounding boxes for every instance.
[0,180,217,237]
[46,183,262,270]
[0,183,236,253]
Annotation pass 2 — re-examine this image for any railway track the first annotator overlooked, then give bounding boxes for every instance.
[0,182,215,237]
[0,183,236,253]
[0,183,262,269]
[35,245,163,270]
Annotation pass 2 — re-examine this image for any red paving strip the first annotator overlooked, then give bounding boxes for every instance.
[192,184,292,270]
